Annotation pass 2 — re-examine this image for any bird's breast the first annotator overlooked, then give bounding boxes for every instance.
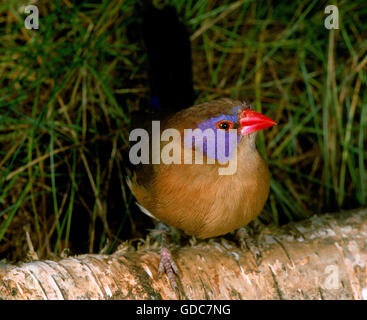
[148,151,270,238]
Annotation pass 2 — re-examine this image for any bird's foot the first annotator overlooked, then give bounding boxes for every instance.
[236,227,262,266]
[154,223,181,296]
[158,244,180,295]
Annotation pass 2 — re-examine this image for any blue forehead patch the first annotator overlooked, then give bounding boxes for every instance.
[196,106,241,131]
[183,106,244,162]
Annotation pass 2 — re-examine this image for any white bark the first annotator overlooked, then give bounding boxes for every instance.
[1,208,367,300]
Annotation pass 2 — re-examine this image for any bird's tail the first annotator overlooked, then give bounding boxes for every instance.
[140,1,194,115]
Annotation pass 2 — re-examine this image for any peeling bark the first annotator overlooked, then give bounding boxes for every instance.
[1,208,367,300]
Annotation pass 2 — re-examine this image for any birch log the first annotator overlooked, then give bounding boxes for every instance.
[1,208,367,300]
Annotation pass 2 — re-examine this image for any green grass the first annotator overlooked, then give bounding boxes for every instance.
[0,0,366,260]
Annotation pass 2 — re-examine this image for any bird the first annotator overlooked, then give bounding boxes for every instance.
[127,2,277,295]
[129,99,277,238]
[127,98,276,292]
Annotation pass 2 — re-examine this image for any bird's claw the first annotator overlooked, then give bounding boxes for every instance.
[158,246,179,293]
[236,227,262,266]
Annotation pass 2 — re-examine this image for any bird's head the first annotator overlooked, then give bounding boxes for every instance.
[167,99,276,164]
[195,101,276,137]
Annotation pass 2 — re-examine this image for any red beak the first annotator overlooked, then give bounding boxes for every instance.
[239,109,277,135]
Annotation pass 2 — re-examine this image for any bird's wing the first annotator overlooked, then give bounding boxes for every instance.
[135,202,159,220]
[126,175,159,221]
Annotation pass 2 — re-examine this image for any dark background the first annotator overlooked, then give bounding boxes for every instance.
[0,0,366,261]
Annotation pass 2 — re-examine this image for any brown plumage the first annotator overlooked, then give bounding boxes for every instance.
[128,98,273,239]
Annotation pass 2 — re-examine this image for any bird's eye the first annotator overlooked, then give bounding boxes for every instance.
[215,120,233,131]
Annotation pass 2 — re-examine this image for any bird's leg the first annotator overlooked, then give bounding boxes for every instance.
[155,222,179,294]
[236,226,262,266]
